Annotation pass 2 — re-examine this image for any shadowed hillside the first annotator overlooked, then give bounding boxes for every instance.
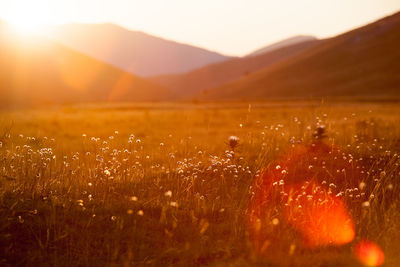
[151,40,319,98]
[50,23,232,77]
[200,12,400,100]
[0,23,172,106]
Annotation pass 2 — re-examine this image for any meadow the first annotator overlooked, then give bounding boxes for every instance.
[0,101,399,266]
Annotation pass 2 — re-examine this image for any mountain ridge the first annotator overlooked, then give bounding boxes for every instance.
[151,39,319,98]
[246,35,317,57]
[198,11,400,100]
[50,23,232,77]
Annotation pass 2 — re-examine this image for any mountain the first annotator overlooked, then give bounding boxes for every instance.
[151,39,319,98]
[49,23,232,77]
[200,11,400,100]
[0,23,172,106]
[246,35,317,57]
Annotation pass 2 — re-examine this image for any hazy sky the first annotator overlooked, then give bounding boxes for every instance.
[1,0,399,56]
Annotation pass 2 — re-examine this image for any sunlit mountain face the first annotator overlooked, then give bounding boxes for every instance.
[0,21,174,107]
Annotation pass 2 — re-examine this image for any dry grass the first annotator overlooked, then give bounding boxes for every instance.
[0,101,399,266]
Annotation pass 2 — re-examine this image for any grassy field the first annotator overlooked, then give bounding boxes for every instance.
[0,101,399,266]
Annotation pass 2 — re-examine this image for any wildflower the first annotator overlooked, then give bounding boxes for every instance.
[130,196,138,201]
[170,201,178,207]
[362,201,370,208]
[228,136,239,150]
[137,210,144,216]
[359,182,366,190]
[272,218,279,225]
[164,190,172,197]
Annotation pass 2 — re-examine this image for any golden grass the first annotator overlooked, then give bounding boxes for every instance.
[0,101,399,266]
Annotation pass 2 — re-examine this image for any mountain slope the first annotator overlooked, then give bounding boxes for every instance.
[246,35,317,57]
[201,12,400,100]
[0,23,172,106]
[50,23,231,77]
[151,39,319,98]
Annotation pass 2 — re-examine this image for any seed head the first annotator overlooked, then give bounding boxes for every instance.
[313,125,327,139]
[228,136,239,150]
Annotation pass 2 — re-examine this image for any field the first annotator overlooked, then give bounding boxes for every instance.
[0,101,399,266]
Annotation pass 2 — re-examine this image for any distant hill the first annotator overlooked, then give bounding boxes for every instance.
[151,39,319,98]
[246,35,317,57]
[200,12,400,100]
[50,23,232,77]
[0,23,172,106]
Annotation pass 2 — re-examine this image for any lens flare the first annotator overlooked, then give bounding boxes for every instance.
[285,191,355,248]
[247,141,359,254]
[354,240,384,266]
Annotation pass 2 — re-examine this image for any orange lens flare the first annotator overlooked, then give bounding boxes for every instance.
[354,240,385,266]
[246,141,358,254]
[285,193,355,248]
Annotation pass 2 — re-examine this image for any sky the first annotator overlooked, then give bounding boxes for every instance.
[0,0,399,56]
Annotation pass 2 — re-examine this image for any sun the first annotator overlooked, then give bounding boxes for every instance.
[1,0,54,36]
[6,18,48,36]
